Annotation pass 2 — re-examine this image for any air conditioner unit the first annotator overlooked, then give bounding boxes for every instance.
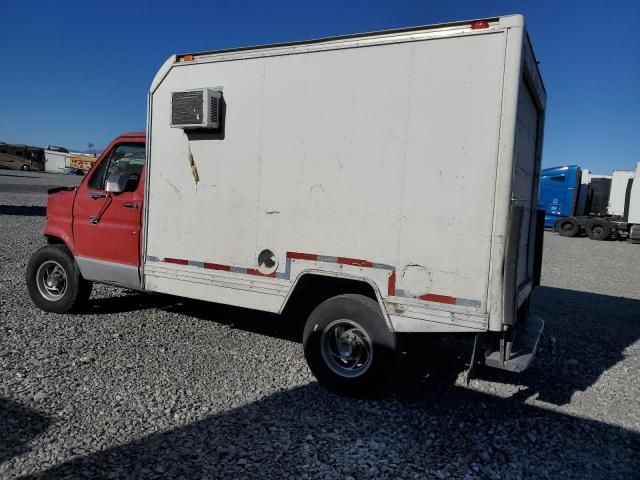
[170,88,222,129]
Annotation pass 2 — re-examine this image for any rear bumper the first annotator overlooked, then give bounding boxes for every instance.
[485,313,544,373]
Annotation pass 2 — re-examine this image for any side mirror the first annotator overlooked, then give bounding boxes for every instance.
[105,173,128,193]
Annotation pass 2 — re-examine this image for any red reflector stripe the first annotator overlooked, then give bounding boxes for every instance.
[164,258,188,265]
[247,268,276,278]
[388,271,396,296]
[203,262,231,271]
[337,257,373,267]
[287,252,318,261]
[418,293,457,305]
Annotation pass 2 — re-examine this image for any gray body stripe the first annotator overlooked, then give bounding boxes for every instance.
[455,298,482,308]
[317,255,338,263]
[371,262,395,271]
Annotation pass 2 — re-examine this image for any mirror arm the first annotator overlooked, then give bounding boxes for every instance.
[89,193,112,225]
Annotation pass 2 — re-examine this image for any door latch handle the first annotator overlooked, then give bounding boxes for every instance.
[123,203,139,209]
[89,192,106,199]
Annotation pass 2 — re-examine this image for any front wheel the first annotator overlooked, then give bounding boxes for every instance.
[303,294,399,396]
[21,164,30,171]
[26,245,93,313]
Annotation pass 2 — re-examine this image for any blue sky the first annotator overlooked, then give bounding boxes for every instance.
[1,0,638,173]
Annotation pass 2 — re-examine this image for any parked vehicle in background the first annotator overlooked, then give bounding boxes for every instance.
[0,143,45,171]
[540,163,640,241]
[608,170,635,217]
[45,145,95,174]
[44,146,71,173]
[63,167,85,175]
[26,15,548,395]
[68,153,97,173]
[538,165,583,229]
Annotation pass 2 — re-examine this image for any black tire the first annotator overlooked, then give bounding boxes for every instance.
[555,218,579,237]
[26,245,93,313]
[21,164,30,171]
[586,218,610,240]
[303,294,399,396]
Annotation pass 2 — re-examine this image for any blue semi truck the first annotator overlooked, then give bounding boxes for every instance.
[538,164,640,241]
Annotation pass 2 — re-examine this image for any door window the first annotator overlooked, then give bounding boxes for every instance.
[89,143,145,191]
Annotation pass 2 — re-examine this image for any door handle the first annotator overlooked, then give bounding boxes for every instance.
[123,203,139,209]
[89,192,106,199]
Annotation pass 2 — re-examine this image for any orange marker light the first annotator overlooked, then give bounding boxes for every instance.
[183,54,194,62]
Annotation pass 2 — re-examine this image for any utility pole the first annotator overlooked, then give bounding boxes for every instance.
[88,143,94,155]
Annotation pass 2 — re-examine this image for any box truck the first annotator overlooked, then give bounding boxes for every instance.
[27,15,547,394]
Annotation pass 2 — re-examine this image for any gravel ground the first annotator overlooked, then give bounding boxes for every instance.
[1,189,639,479]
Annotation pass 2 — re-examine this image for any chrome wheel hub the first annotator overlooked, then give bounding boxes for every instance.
[320,319,373,378]
[36,260,68,301]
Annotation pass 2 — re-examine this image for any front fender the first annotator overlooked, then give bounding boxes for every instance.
[44,188,77,254]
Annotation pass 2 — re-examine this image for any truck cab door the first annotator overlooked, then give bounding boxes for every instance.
[72,142,145,289]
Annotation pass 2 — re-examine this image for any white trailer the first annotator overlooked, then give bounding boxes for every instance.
[608,170,635,217]
[44,149,69,173]
[25,15,548,395]
[626,162,640,235]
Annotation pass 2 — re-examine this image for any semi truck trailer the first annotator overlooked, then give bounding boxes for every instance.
[27,15,547,394]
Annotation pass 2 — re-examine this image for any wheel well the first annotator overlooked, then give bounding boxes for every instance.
[281,274,379,332]
[45,235,65,245]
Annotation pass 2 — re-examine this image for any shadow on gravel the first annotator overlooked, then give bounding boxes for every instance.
[398,286,640,407]
[87,284,640,408]
[0,398,50,464]
[482,286,640,406]
[21,286,640,478]
[86,291,180,315]
[25,382,639,479]
[0,205,46,216]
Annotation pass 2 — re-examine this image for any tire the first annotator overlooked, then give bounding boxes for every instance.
[26,245,93,313]
[303,294,399,396]
[21,164,30,171]
[555,218,579,237]
[586,218,610,241]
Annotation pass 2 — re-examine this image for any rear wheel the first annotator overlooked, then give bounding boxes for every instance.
[26,245,93,313]
[21,164,30,171]
[303,294,399,396]
[555,218,579,237]
[586,218,610,240]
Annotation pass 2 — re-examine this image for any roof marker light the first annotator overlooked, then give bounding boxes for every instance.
[470,20,490,30]
[182,54,194,62]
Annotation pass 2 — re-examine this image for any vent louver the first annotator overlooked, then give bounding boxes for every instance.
[210,95,221,125]
[170,88,223,129]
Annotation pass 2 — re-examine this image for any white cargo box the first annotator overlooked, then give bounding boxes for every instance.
[143,14,546,335]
